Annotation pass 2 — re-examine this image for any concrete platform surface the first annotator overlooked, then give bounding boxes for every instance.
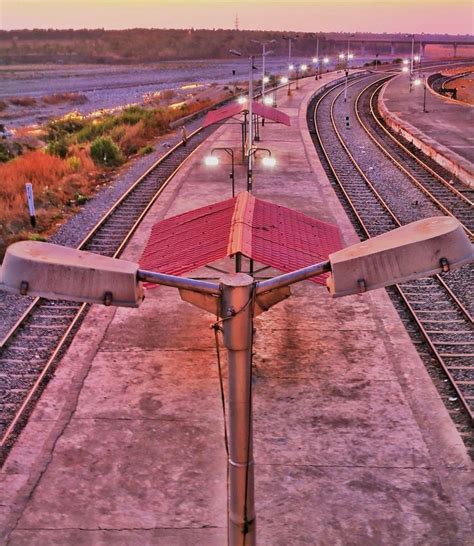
[1,73,472,546]
[381,66,474,186]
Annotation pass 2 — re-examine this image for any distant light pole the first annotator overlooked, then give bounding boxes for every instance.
[414,74,428,113]
[204,147,235,197]
[406,33,415,91]
[230,49,255,190]
[282,35,298,72]
[251,39,275,127]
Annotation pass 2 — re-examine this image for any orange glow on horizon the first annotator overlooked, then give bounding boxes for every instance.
[2,0,473,34]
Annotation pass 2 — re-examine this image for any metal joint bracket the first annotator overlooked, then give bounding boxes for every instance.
[440,257,450,272]
[19,281,29,296]
[255,286,291,315]
[179,288,220,316]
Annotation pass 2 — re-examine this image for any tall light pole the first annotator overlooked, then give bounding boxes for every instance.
[406,33,415,92]
[230,49,255,191]
[2,217,472,546]
[251,39,275,103]
[282,35,298,74]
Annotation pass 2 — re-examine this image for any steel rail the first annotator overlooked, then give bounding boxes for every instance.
[355,79,473,238]
[312,74,473,421]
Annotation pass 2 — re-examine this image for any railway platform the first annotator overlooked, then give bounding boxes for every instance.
[1,72,472,545]
[379,67,474,187]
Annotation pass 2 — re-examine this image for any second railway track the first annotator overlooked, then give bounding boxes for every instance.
[308,72,473,452]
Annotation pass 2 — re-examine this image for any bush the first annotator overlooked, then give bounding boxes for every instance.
[47,117,85,142]
[47,138,69,159]
[138,145,154,156]
[90,137,123,166]
[67,155,82,172]
[0,142,13,162]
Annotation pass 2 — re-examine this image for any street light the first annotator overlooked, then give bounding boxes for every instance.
[1,217,472,546]
[251,38,275,109]
[2,217,473,543]
[263,96,274,106]
[237,96,247,105]
[414,73,429,113]
[282,35,298,72]
[402,65,409,73]
[204,147,236,197]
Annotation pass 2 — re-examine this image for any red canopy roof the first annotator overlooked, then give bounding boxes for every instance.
[140,193,341,287]
[203,100,291,128]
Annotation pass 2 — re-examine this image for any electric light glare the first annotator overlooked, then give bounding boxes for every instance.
[414,78,422,86]
[262,156,276,168]
[280,76,289,84]
[301,64,308,71]
[263,76,270,83]
[339,53,345,59]
[237,96,248,104]
[348,53,354,60]
[263,96,274,106]
[289,64,294,70]
[414,55,420,61]
[402,66,409,73]
[323,57,329,64]
[402,59,409,65]
[312,57,319,63]
[204,156,219,166]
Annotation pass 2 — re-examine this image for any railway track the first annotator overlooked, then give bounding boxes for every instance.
[0,124,217,463]
[307,73,473,450]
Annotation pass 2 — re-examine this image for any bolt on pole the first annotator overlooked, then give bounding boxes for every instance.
[220,274,256,546]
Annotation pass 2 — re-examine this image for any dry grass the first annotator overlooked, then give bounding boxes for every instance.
[42,92,88,105]
[0,149,98,258]
[9,96,37,107]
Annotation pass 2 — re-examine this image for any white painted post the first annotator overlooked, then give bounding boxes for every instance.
[25,183,36,227]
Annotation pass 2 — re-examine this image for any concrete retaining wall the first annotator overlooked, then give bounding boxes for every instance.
[378,83,474,189]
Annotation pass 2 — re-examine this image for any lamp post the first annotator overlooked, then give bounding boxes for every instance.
[204,148,235,197]
[230,49,255,191]
[414,75,428,113]
[406,33,415,91]
[282,35,298,72]
[1,217,472,546]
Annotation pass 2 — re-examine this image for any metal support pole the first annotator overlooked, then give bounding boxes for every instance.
[423,76,427,113]
[247,56,254,193]
[220,274,256,546]
[410,35,414,92]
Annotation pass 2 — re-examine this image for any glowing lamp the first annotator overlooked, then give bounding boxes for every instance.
[263,96,274,106]
[289,64,294,70]
[204,156,219,166]
[263,76,270,84]
[237,96,247,105]
[300,64,308,71]
[262,156,276,168]
[280,76,289,84]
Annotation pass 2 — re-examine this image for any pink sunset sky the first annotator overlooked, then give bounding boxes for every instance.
[1,0,473,34]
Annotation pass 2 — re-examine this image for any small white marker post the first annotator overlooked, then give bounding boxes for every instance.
[25,183,36,227]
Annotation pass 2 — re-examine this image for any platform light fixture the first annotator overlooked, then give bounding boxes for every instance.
[312,57,318,64]
[262,156,276,167]
[300,64,308,71]
[237,96,247,105]
[204,155,219,166]
[289,63,294,70]
[402,66,409,73]
[1,216,473,546]
[280,76,289,84]
[263,96,274,106]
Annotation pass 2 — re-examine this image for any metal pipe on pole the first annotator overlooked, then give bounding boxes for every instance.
[220,273,256,546]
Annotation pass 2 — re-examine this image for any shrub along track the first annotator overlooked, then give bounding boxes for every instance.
[308,72,473,455]
[0,124,218,464]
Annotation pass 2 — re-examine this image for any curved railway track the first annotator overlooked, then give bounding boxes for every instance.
[307,73,473,449]
[0,124,218,463]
